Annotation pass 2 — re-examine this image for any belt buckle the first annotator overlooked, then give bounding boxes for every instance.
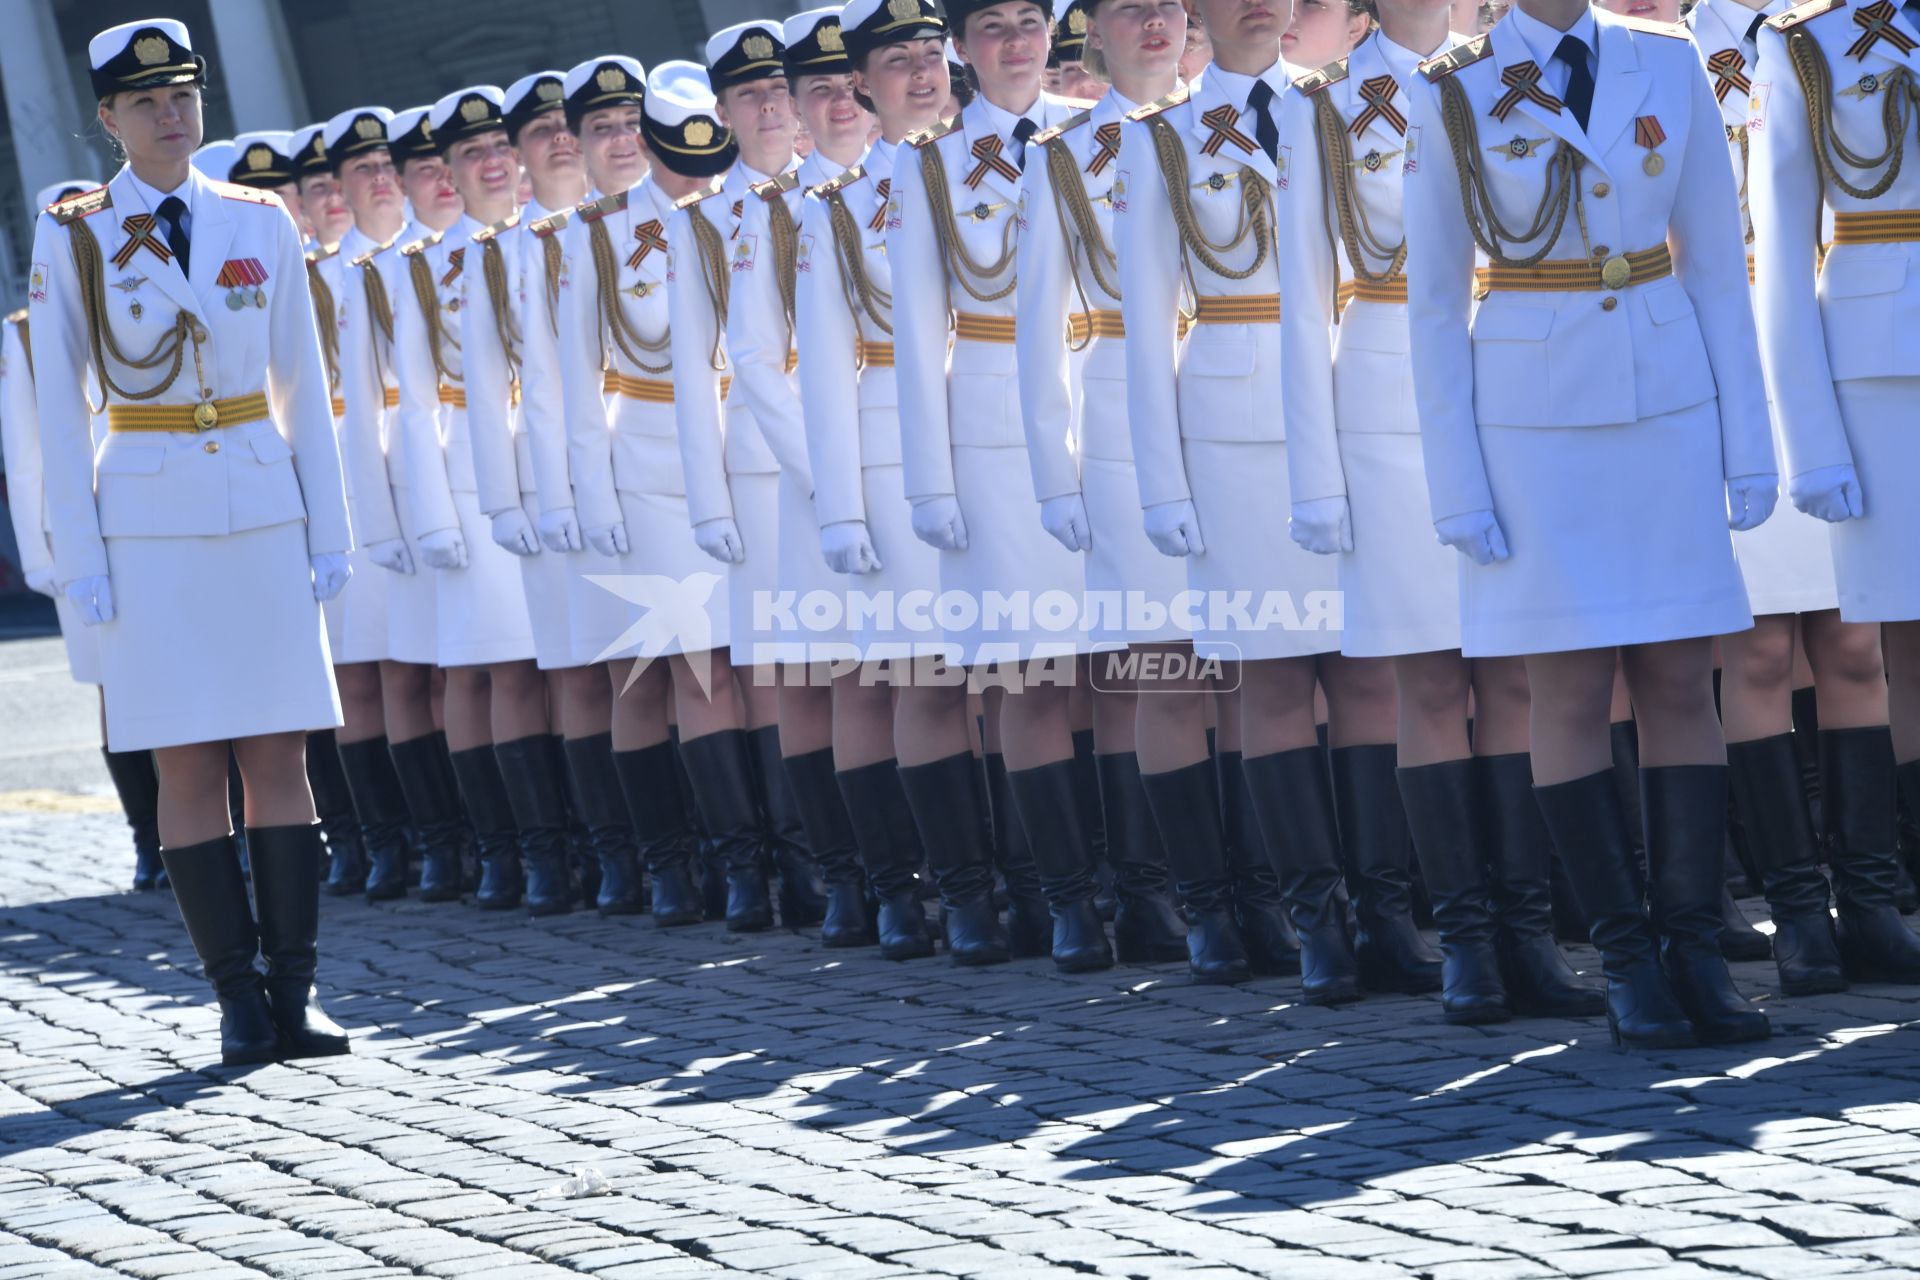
[1599,255,1632,291]
[192,400,220,431]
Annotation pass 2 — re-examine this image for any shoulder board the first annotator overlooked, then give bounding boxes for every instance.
[49,187,112,225]
[471,212,521,244]
[752,171,800,200]
[1767,0,1845,32]
[1126,89,1189,122]
[1296,57,1350,95]
[576,191,629,222]
[528,210,571,239]
[399,229,446,258]
[1420,33,1493,81]
[305,245,338,264]
[907,118,960,149]
[812,165,865,197]
[672,182,725,211]
[1032,110,1093,146]
[1613,13,1689,37]
[6,308,26,326]
[209,180,278,206]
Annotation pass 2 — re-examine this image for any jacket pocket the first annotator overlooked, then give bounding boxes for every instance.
[1470,302,1553,343]
[246,426,294,464]
[95,441,168,475]
[1822,251,1907,299]
[1640,279,1696,326]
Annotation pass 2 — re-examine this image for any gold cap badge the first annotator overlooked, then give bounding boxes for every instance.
[888,0,920,21]
[355,115,383,140]
[819,22,844,50]
[247,146,272,171]
[537,79,563,101]
[685,118,715,147]
[596,65,627,93]
[133,35,169,66]
[460,96,489,123]
[743,33,775,60]
[1068,9,1087,33]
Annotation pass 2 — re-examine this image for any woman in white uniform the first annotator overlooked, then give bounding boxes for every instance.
[31,18,352,1065]
[1405,0,1777,1047]
[1750,0,1920,985]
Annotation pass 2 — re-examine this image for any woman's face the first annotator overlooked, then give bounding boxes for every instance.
[578,104,648,194]
[100,84,204,167]
[297,171,352,247]
[853,38,950,133]
[794,73,873,160]
[1089,0,1188,87]
[340,150,403,227]
[956,2,1051,99]
[400,154,463,228]
[1281,0,1368,70]
[447,129,518,209]
[516,110,583,191]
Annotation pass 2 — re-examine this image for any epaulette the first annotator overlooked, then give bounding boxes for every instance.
[528,210,571,238]
[673,181,725,211]
[471,212,521,244]
[1419,34,1493,81]
[399,229,445,258]
[576,190,629,222]
[49,187,111,225]
[907,118,960,148]
[752,171,800,200]
[812,165,865,197]
[1295,57,1350,95]
[1126,88,1189,122]
[1767,0,1845,32]
[209,180,278,206]
[305,245,337,264]
[5,308,25,326]
[1031,110,1092,146]
[1613,13,1690,37]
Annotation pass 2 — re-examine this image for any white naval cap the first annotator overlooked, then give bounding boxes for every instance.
[784,7,852,74]
[34,179,99,213]
[89,18,204,99]
[289,123,329,178]
[427,85,506,151]
[561,55,646,130]
[191,139,236,180]
[838,0,946,60]
[705,20,788,90]
[503,71,567,142]
[641,61,737,179]
[229,130,297,187]
[323,106,396,167]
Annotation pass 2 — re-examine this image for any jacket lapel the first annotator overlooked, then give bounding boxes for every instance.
[1489,18,1608,172]
[1585,15,1652,161]
[186,170,236,309]
[105,168,199,320]
[960,104,1024,205]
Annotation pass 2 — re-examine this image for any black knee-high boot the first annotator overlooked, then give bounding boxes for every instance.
[1821,728,1920,981]
[447,745,524,911]
[564,734,643,916]
[680,730,774,932]
[1141,761,1250,983]
[983,752,1050,957]
[228,748,250,877]
[748,726,829,928]
[1610,720,1646,889]
[1791,686,1823,832]
[1242,748,1361,1004]
[1070,728,1113,919]
[899,752,1010,965]
[1332,745,1443,994]
[837,760,934,959]
[1007,760,1114,972]
[613,741,704,926]
[390,733,465,902]
[103,747,164,891]
[1398,759,1508,1023]
[158,835,278,1065]
[307,729,365,895]
[1218,751,1302,976]
[247,824,351,1059]
[1533,770,1693,1049]
[784,748,875,947]
[494,735,572,917]
[1097,752,1188,963]
[338,737,411,903]
[1727,734,1846,995]
[672,726,727,921]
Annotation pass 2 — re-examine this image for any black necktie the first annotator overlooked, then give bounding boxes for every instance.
[1011,117,1038,171]
[1555,34,1595,133]
[1744,11,1766,43]
[156,195,191,276]
[1246,78,1281,164]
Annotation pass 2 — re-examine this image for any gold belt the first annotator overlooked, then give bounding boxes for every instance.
[1069,310,1128,342]
[784,350,798,374]
[611,373,676,404]
[384,386,399,409]
[953,312,1016,343]
[1348,277,1408,305]
[1830,210,1920,244]
[859,340,895,367]
[1475,243,1672,296]
[438,385,466,409]
[1191,293,1281,326]
[108,390,270,433]
[330,395,344,417]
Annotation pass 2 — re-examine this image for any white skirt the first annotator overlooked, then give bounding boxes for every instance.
[435,488,535,668]
[846,462,956,664]
[603,488,730,659]
[1733,491,1839,617]
[1832,377,1920,623]
[54,592,103,685]
[1082,454,1191,649]
[944,444,1088,666]
[99,520,342,751]
[1464,401,1753,657]
[1183,438,1343,661]
[776,469,855,660]
[323,543,390,665]
[518,513,576,671]
[562,542,631,668]
[1337,431,1462,657]
[386,484,440,666]
[726,470,783,668]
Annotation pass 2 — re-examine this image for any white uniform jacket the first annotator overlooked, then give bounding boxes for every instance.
[668,162,790,531]
[519,208,575,518]
[1015,90,1133,504]
[2,312,53,587]
[1402,11,1775,526]
[335,222,409,550]
[1750,0,1920,482]
[893,93,1082,503]
[462,206,548,520]
[392,217,479,540]
[1117,71,1290,510]
[795,141,903,532]
[27,167,350,585]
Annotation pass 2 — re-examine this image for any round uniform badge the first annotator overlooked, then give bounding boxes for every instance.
[1600,254,1632,291]
[1862,73,1880,94]
[1642,152,1664,176]
[1509,136,1529,157]
[227,290,245,311]
[973,202,990,220]
[254,287,266,308]
[1207,172,1226,190]
[1363,149,1383,171]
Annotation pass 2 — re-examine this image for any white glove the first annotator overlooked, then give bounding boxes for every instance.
[65,575,113,626]
[491,508,541,557]
[418,527,468,570]
[367,537,415,575]
[1290,496,1353,554]
[311,552,351,601]
[1039,494,1091,553]
[1143,500,1205,558]
[585,523,629,557]
[1725,475,1779,533]
[538,506,583,553]
[693,516,746,564]
[911,495,969,550]
[821,519,883,574]
[1789,464,1864,523]
[24,566,57,598]
[1434,510,1510,566]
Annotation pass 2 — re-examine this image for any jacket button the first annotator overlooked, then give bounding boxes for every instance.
[1601,296,1618,312]
[204,440,220,454]
[1592,183,1611,198]
[1592,246,1610,258]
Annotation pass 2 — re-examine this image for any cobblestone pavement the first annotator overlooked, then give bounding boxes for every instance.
[3,811,1920,1278]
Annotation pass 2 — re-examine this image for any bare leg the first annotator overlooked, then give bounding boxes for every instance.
[1718,614,1798,744]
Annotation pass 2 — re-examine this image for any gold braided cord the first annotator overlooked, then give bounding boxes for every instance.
[542,235,564,337]
[1311,90,1408,320]
[1436,76,1581,266]
[360,259,397,390]
[825,188,893,340]
[480,237,524,387]
[1786,29,1914,202]
[686,203,732,372]
[919,143,1018,302]
[587,216,671,375]
[1042,134,1120,351]
[64,218,192,410]
[12,315,30,380]
[306,259,342,392]
[766,193,800,349]
[406,250,462,386]
[1734,125,1754,244]
[1145,116,1272,284]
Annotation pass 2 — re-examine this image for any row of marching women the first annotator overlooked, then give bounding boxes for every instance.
[6,0,1918,1064]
